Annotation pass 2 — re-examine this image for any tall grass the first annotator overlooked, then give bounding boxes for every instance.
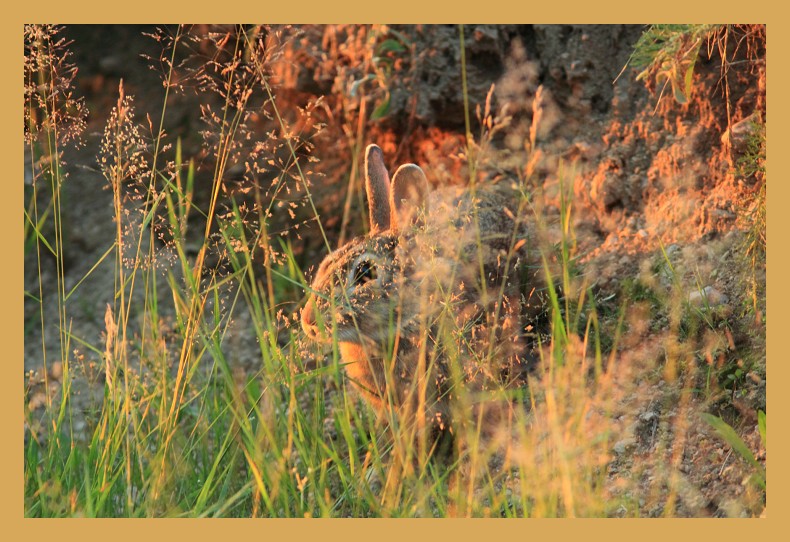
[23,24,765,518]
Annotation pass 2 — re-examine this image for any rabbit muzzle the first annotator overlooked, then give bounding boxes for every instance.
[300,296,323,342]
[301,294,371,345]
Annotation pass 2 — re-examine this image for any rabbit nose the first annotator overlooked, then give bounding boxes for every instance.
[301,299,319,340]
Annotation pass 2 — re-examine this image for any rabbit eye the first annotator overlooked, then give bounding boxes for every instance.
[352,260,377,286]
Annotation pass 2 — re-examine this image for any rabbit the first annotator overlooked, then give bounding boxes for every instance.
[301,144,547,439]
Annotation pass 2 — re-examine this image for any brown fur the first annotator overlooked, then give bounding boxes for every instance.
[302,144,546,434]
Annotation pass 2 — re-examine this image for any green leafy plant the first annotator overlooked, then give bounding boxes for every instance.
[349,27,411,120]
[621,24,722,105]
[701,411,765,491]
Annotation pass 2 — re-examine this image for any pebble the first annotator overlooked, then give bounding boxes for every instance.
[639,411,658,423]
[28,392,47,411]
[720,113,761,155]
[613,436,636,455]
[665,244,680,257]
[689,286,728,307]
[712,209,735,219]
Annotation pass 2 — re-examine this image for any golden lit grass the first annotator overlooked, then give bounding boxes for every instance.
[23,24,766,518]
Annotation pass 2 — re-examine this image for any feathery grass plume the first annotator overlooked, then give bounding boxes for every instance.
[24,24,88,456]
[24,24,87,149]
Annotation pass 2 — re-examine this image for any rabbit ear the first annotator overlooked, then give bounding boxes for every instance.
[390,163,429,231]
[365,144,391,234]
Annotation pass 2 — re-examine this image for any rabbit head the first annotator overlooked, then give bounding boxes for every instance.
[301,144,433,355]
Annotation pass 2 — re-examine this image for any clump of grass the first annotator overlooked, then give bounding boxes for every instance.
[24,23,88,472]
[622,24,765,132]
[734,117,766,320]
[701,410,765,493]
[24,24,329,517]
[620,24,722,105]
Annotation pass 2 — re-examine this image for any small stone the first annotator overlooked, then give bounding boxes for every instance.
[28,392,47,411]
[614,437,636,455]
[721,113,761,155]
[712,209,735,219]
[50,361,63,380]
[73,419,87,434]
[689,286,728,307]
[639,411,658,423]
